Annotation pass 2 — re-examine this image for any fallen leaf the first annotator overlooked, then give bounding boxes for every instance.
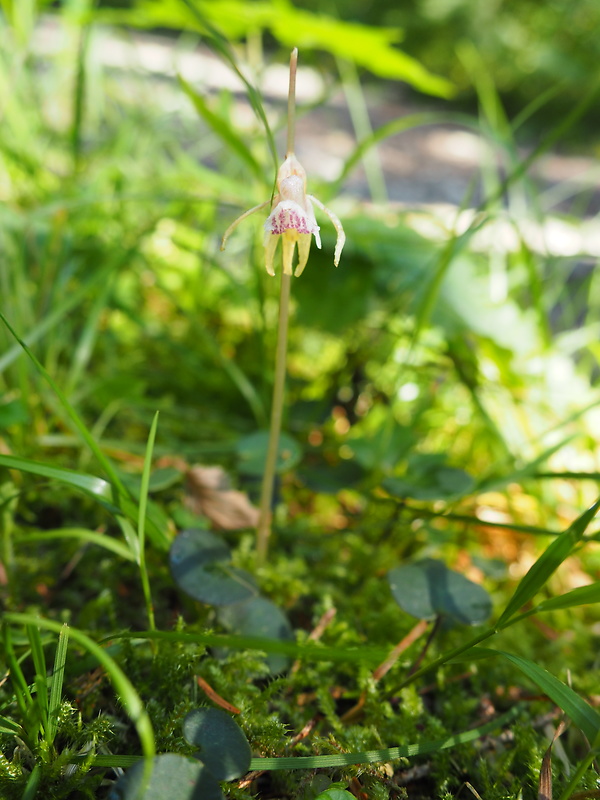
[185,465,259,531]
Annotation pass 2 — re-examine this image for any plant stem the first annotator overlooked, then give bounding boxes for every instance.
[256,48,297,565]
[256,271,291,564]
[286,48,298,157]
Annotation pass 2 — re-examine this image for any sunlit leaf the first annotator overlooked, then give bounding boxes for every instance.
[497,498,600,628]
[534,582,600,613]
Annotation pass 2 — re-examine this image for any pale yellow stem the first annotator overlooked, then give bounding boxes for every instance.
[256,271,291,564]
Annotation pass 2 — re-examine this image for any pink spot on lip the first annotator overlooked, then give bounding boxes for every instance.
[265,201,319,237]
[271,209,312,235]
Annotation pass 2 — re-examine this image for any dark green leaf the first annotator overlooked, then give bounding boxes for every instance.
[169,529,257,606]
[217,596,294,673]
[108,754,223,800]
[388,559,492,625]
[183,708,251,780]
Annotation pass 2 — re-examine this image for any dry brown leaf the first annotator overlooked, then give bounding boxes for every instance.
[185,465,259,531]
[539,719,568,800]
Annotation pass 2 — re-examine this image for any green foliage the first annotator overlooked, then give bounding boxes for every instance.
[0,1,600,798]
[388,558,492,624]
[182,707,251,780]
[169,528,258,605]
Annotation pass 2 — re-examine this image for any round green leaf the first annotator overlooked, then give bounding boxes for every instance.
[183,707,251,781]
[388,558,492,625]
[217,596,294,673]
[314,790,357,800]
[236,431,302,476]
[169,529,257,606]
[108,754,223,800]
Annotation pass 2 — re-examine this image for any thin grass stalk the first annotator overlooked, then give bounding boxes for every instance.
[138,412,159,638]
[256,49,297,565]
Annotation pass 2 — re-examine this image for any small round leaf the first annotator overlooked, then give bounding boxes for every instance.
[108,754,223,800]
[314,790,357,800]
[217,596,294,673]
[183,707,251,781]
[388,558,492,625]
[169,529,257,606]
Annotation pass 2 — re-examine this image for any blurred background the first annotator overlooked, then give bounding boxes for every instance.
[1,0,600,531]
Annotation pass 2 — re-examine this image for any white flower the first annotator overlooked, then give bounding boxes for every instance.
[221,153,345,277]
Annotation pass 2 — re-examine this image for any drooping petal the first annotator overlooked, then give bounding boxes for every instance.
[281,233,296,276]
[295,233,313,277]
[307,194,346,266]
[305,198,321,250]
[264,233,279,276]
[220,200,271,251]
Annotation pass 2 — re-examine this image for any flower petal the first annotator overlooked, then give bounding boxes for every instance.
[295,234,313,277]
[281,234,296,276]
[221,200,271,251]
[264,233,279,276]
[307,194,345,266]
[265,200,319,237]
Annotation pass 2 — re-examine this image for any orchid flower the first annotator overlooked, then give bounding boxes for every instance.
[221,152,345,277]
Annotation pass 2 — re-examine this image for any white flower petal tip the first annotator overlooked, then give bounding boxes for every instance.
[220,154,345,276]
[307,194,345,267]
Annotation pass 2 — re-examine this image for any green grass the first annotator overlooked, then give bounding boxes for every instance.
[0,2,600,799]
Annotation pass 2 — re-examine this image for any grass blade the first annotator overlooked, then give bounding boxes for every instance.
[27,625,49,740]
[47,625,68,745]
[21,764,41,800]
[5,613,155,763]
[15,529,136,562]
[109,628,389,667]
[248,705,521,770]
[76,706,520,771]
[472,649,600,744]
[496,498,600,628]
[178,75,264,181]
[0,715,25,737]
[0,455,170,552]
[137,411,159,632]
[1,624,33,720]
[534,583,600,614]
[180,0,278,170]
[330,111,474,198]
[0,454,114,506]
[0,311,128,498]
